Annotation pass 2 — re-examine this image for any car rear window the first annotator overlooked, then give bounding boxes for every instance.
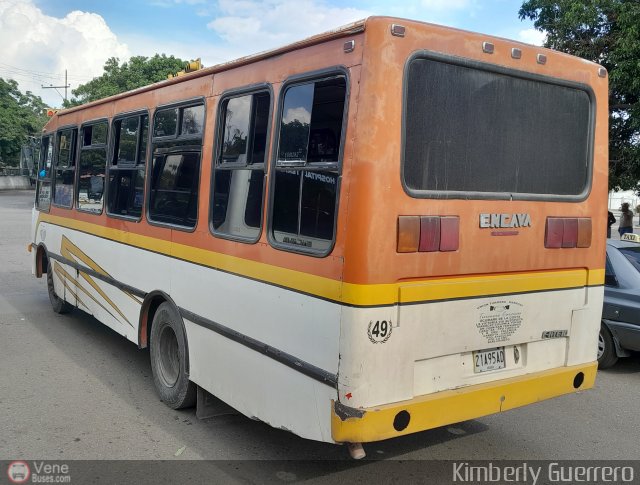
[619,247,640,273]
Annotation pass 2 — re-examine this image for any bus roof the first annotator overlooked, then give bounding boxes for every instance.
[46,15,603,125]
[52,18,367,118]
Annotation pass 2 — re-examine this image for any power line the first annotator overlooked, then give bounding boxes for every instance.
[0,71,65,87]
[0,74,56,93]
[41,70,70,102]
[0,60,94,79]
[0,68,88,96]
[0,70,71,102]
[0,68,74,105]
[0,61,100,104]
[0,60,95,81]
[0,68,62,82]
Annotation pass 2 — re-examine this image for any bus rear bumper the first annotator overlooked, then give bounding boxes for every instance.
[331,362,597,443]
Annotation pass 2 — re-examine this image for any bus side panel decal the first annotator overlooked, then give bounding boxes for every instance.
[44,238,339,388]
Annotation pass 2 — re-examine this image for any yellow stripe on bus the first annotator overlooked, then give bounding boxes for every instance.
[38,213,172,255]
[37,213,604,307]
[169,242,343,300]
[392,269,602,306]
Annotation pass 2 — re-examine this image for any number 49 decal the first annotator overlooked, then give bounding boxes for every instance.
[367,320,393,344]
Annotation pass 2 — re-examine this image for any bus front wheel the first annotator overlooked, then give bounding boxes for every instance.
[47,266,72,314]
[150,302,196,409]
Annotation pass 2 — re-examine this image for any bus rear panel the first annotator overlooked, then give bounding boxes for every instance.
[332,17,607,443]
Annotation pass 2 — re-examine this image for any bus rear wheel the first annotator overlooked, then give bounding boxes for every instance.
[47,266,72,314]
[150,302,196,409]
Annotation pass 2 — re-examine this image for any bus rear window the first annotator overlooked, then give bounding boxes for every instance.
[403,56,592,199]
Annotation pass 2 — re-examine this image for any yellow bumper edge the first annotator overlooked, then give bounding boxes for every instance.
[331,362,597,443]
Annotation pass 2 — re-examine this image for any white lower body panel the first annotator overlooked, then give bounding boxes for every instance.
[338,286,603,410]
[33,222,341,443]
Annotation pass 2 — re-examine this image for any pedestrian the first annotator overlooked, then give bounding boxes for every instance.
[608,210,616,238]
[618,202,634,236]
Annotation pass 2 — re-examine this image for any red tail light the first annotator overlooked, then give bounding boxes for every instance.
[439,217,460,251]
[562,218,578,248]
[398,216,459,253]
[419,217,440,252]
[545,218,564,248]
[397,216,420,253]
[577,218,592,248]
[545,217,591,249]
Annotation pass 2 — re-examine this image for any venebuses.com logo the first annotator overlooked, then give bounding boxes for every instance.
[7,461,30,484]
[6,461,71,483]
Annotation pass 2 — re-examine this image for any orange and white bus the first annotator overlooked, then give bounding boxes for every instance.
[30,16,607,457]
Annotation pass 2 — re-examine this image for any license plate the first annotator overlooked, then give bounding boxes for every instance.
[473,347,505,373]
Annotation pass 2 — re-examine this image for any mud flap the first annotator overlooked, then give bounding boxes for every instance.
[196,386,239,419]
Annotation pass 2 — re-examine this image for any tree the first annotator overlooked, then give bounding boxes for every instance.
[0,78,48,167]
[519,0,640,190]
[279,120,311,160]
[66,54,186,107]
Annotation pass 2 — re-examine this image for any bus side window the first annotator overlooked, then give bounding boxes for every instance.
[270,75,346,254]
[53,128,77,209]
[107,113,148,219]
[36,135,53,211]
[148,101,204,229]
[212,90,270,241]
[77,121,109,214]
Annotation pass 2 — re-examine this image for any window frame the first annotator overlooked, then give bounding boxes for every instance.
[209,83,273,244]
[35,133,54,213]
[51,124,78,210]
[75,118,110,215]
[266,67,350,257]
[106,109,150,222]
[145,97,206,233]
[401,50,596,202]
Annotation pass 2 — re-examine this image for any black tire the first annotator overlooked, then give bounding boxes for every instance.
[150,302,196,409]
[598,323,618,369]
[47,266,73,314]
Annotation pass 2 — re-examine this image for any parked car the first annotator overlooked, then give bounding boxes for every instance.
[600,236,640,368]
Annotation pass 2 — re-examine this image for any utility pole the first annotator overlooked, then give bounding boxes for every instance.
[42,69,70,104]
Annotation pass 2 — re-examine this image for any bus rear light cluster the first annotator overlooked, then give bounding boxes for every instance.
[397,216,459,253]
[545,217,591,248]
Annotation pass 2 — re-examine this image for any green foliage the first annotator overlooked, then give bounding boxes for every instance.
[65,54,186,107]
[0,78,48,166]
[279,120,310,160]
[222,128,248,160]
[519,0,640,191]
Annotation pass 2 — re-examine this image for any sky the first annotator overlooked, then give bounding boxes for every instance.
[0,0,545,108]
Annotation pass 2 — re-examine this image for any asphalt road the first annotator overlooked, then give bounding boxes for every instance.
[1,190,638,482]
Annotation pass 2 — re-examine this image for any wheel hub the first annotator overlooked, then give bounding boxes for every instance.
[158,324,180,387]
